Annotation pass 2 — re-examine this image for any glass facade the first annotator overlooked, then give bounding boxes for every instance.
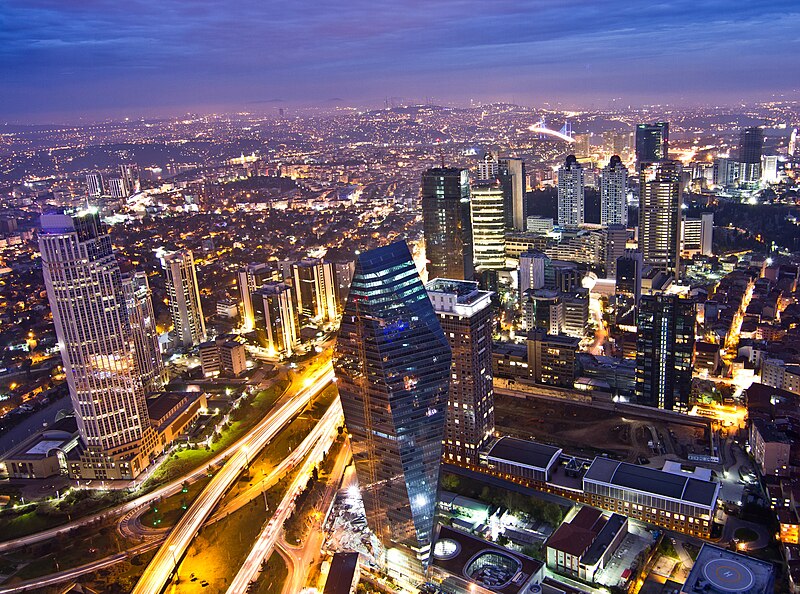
[334,241,452,567]
[422,168,474,281]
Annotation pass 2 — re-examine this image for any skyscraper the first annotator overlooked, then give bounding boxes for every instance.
[334,242,451,576]
[635,294,695,411]
[638,160,682,278]
[85,173,104,197]
[613,250,643,328]
[738,127,764,185]
[635,122,669,167]
[252,282,298,359]
[498,157,527,231]
[421,167,474,280]
[108,177,128,199]
[470,179,506,270]
[238,262,276,331]
[425,279,494,465]
[122,271,167,395]
[477,152,499,179]
[681,213,714,257]
[557,155,584,228]
[600,155,628,226]
[119,164,139,195]
[160,249,206,347]
[291,258,338,325]
[605,224,628,278]
[519,250,548,299]
[40,212,153,479]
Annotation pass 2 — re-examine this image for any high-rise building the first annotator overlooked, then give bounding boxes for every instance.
[121,271,166,395]
[477,152,499,179]
[498,157,527,231]
[639,161,682,278]
[421,167,474,280]
[160,249,206,347]
[712,157,738,188]
[470,179,506,270]
[85,173,104,197]
[614,250,643,328]
[252,282,298,359]
[426,279,494,465]
[681,213,713,257]
[557,155,584,228]
[522,289,563,334]
[635,122,669,167]
[738,127,764,184]
[334,242,451,576]
[518,250,548,299]
[119,164,139,195]
[635,294,694,411]
[600,156,628,226]
[40,212,153,479]
[291,258,338,325]
[605,224,628,278]
[527,328,579,387]
[238,263,276,331]
[108,177,128,199]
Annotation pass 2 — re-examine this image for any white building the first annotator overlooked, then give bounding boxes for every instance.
[557,155,584,228]
[600,156,628,226]
[681,213,713,257]
[121,271,166,395]
[160,249,207,347]
[470,180,506,270]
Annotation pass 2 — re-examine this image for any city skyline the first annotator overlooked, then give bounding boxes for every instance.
[2,0,800,122]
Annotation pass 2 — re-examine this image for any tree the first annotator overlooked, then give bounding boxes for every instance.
[441,473,460,491]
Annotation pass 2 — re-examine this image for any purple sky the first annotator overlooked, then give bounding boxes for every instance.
[2,0,799,122]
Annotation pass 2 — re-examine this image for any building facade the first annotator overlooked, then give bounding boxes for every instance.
[426,279,494,465]
[470,180,506,270]
[638,160,682,278]
[121,271,166,395]
[600,156,627,227]
[334,241,452,576]
[252,282,298,359]
[421,167,474,281]
[160,249,206,347]
[557,155,584,228]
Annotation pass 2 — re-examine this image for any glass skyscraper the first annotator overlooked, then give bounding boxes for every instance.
[334,241,451,575]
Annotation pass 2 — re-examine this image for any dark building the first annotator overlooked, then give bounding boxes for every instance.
[426,279,495,465]
[738,126,764,184]
[635,122,669,167]
[497,157,527,231]
[614,250,643,327]
[422,167,474,280]
[334,241,452,577]
[635,294,695,411]
[527,328,579,387]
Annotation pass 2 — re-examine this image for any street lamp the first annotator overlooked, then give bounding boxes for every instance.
[168,544,179,583]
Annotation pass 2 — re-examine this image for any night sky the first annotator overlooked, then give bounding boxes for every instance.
[2,0,799,122]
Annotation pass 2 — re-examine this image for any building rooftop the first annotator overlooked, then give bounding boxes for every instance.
[682,544,775,594]
[323,551,359,594]
[583,458,719,508]
[580,513,627,567]
[486,437,562,472]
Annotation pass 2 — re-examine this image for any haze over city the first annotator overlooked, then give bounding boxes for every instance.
[1,2,800,594]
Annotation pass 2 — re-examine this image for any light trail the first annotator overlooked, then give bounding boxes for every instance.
[226,399,343,593]
[131,364,335,594]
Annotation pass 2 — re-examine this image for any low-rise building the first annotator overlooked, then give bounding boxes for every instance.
[483,437,562,482]
[681,544,775,594]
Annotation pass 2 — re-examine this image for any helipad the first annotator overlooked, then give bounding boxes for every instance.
[702,558,755,592]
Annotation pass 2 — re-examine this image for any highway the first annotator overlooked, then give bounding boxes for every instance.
[225,398,342,593]
[0,385,339,594]
[131,364,335,594]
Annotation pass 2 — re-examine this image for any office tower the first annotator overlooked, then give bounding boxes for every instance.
[238,262,276,331]
[334,242,451,576]
[470,180,506,270]
[498,157,527,231]
[108,178,128,199]
[604,130,633,156]
[681,213,714,257]
[738,127,764,185]
[160,249,206,347]
[639,161,682,278]
[600,156,628,226]
[522,289,564,334]
[519,251,548,300]
[40,212,151,479]
[121,271,166,395]
[527,328,579,387]
[557,155,584,228]
[421,167,474,280]
[635,122,669,166]
[331,260,355,312]
[761,155,779,184]
[712,157,737,188]
[547,260,581,292]
[119,164,139,195]
[477,152,499,179]
[605,224,628,278]
[426,279,494,465]
[562,288,589,338]
[635,294,695,411]
[616,250,643,303]
[85,173,104,197]
[199,336,247,377]
[291,258,338,325]
[252,282,298,359]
